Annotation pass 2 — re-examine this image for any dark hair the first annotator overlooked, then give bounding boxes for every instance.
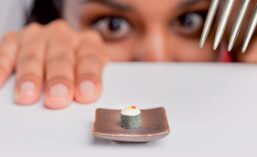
[26,0,64,25]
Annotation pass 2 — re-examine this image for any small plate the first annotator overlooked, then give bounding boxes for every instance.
[93,107,170,143]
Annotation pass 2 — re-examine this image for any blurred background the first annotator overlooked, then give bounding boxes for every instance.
[0,0,32,37]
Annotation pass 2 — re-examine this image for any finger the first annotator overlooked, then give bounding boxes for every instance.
[15,23,46,105]
[75,32,108,104]
[45,21,77,109]
[0,32,19,88]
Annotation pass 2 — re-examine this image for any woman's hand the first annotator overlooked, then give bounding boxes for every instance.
[0,20,109,109]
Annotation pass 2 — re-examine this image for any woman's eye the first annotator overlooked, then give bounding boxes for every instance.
[93,17,132,41]
[173,12,206,35]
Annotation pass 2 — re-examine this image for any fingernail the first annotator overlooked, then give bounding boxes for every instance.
[15,81,37,105]
[49,84,69,97]
[79,81,96,97]
[46,84,70,109]
[19,81,37,97]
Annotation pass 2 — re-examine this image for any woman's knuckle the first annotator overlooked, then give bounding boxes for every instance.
[25,23,42,32]
[48,53,74,65]
[1,32,18,42]
[19,53,42,64]
[0,58,12,71]
[48,20,69,31]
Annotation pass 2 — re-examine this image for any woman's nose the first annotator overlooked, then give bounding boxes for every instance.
[134,29,171,62]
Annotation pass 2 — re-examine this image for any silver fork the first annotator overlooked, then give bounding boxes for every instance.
[200,0,257,53]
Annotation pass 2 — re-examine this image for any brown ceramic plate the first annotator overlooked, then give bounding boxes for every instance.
[93,107,170,143]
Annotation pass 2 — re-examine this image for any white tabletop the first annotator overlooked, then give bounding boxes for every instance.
[1,63,257,157]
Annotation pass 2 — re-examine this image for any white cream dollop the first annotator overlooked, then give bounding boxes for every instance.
[121,106,141,116]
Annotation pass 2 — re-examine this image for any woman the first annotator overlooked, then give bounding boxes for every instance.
[0,0,256,109]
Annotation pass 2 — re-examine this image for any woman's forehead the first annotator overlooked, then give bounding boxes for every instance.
[69,0,207,9]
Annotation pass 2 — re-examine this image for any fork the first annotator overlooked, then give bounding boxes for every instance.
[200,0,257,53]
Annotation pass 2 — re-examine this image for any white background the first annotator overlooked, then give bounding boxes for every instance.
[0,63,257,157]
[0,0,33,37]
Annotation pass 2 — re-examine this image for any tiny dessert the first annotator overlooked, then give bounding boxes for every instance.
[120,105,142,129]
[94,107,170,142]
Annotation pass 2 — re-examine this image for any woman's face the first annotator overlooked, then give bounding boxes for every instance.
[64,0,218,62]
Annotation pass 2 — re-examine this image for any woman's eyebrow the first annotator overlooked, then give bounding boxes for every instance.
[81,0,134,11]
[180,0,206,7]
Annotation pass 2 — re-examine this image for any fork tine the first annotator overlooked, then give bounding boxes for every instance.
[228,0,250,51]
[200,0,220,48]
[242,5,257,53]
[213,0,235,50]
